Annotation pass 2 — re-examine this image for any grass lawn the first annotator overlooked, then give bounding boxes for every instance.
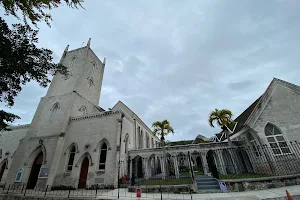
[136,177,192,186]
[220,173,270,180]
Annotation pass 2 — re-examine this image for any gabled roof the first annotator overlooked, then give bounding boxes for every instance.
[215,78,300,141]
[112,100,160,141]
[232,95,262,134]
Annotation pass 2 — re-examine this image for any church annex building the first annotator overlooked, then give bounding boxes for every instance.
[1,40,300,190]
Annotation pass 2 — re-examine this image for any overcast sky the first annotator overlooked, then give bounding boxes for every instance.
[1,0,300,141]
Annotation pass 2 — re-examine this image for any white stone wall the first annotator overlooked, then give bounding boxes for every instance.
[253,84,300,143]
[53,112,121,188]
[0,126,28,182]
[46,47,104,106]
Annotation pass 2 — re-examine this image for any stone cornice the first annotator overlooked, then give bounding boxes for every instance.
[4,124,31,131]
[70,110,121,122]
[128,142,232,157]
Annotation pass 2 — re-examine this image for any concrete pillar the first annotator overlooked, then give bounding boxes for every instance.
[129,158,133,179]
[143,157,149,180]
[200,152,209,175]
[134,158,138,177]
[215,150,227,175]
[159,156,166,179]
[173,156,180,178]
[148,158,152,178]
[46,135,65,186]
[228,149,239,174]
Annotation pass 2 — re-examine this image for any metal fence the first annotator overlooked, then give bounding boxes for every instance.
[1,142,300,199]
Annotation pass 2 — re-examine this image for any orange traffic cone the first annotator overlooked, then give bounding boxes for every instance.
[286,190,293,200]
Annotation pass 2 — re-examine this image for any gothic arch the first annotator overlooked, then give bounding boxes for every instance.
[79,106,87,115]
[87,77,94,86]
[64,142,79,155]
[94,138,111,152]
[75,152,93,167]
[50,102,60,120]
[0,158,8,169]
[50,102,60,110]
[25,144,47,166]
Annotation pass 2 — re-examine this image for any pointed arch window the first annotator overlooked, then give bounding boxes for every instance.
[265,123,291,155]
[67,146,76,171]
[79,106,87,115]
[99,142,108,170]
[146,135,149,148]
[124,134,129,153]
[50,103,59,120]
[151,138,154,148]
[70,56,77,68]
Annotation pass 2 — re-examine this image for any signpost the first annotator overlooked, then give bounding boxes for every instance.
[136,188,141,198]
[219,182,227,192]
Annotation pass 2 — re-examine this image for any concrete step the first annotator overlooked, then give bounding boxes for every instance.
[195,175,221,192]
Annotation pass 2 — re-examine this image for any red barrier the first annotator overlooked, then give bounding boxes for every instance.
[136,188,141,198]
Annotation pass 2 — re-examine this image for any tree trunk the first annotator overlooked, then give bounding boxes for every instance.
[161,136,168,178]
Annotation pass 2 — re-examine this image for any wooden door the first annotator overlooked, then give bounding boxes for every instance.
[27,152,43,189]
[78,157,89,189]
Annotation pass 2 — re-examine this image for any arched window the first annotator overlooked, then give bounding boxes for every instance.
[124,134,129,153]
[50,103,59,120]
[67,146,76,171]
[139,129,143,149]
[247,134,261,157]
[79,106,87,115]
[70,56,76,68]
[265,123,291,155]
[99,143,108,170]
[151,138,154,148]
[146,135,149,148]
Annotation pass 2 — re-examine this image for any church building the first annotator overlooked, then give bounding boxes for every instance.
[1,39,300,191]
[0,39,160,189]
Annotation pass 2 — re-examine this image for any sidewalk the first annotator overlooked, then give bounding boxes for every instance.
[111,185,300,199]
[1,185,299,200]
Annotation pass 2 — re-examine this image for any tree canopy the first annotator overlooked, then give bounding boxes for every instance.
[0,0,83,130]
[152,119,174,141]
[208,108,233,130]
[1,0,83,28]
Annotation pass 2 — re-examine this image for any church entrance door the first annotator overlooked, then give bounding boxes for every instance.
[27,152,43,189]
[0,161,7,182]
[78,157,89,189]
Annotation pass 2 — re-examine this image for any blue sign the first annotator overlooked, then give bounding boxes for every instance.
[15,168,23,182]
[39,167,49,178]
[219,182,227,191]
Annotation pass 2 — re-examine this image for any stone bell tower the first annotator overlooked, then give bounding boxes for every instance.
[46,38,106,106]
[5,39,106,187]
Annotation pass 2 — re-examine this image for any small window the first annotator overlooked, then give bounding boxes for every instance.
[151,138,154,148]
[146,135,150,148]
[79,106,87,115]
[50,103,59,120]
[264,123,291,155]
[124,134,129,153]
[99,143,108,170]
[67,146,76,171]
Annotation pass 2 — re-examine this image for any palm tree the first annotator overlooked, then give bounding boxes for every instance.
[208,109,235,147]
[152,120,174,178]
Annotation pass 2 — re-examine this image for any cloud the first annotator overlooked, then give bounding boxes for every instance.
[2,0,300,141]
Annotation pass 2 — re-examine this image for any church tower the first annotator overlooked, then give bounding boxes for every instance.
[5,40,106,186]
[46,38,105,106]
